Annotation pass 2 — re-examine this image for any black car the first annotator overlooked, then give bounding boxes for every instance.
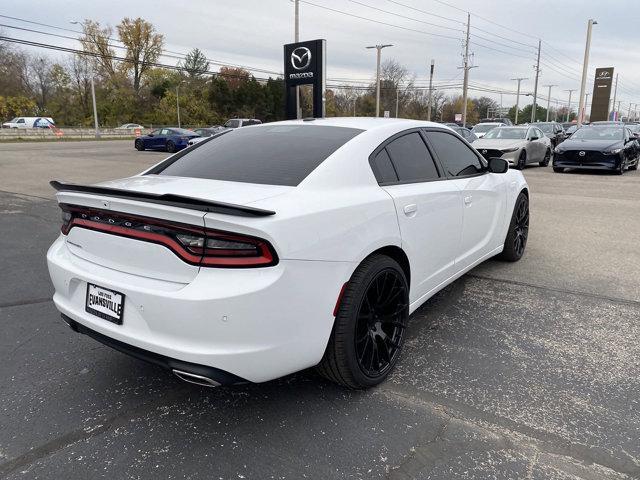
[450,126,478,143]
[553,125,640,174]
[535,122,566,148]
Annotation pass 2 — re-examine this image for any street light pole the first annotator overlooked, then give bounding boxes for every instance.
[395,88,399,118]
[90,75,100,139]
[544,84,557,122]
[366,44,393,117]
[511,77,527,125]
[577,19,597,126]
[176,84,181,128]
[564,89,576,122]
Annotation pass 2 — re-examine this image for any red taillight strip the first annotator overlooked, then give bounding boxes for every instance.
[60,205,278,268]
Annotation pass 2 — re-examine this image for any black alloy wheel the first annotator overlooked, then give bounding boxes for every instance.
[317,255,409,389]
[516,150,527,170]
[354,269,408,379]
[166,140,176,153]
[499,192,529,262]
[540,148,551,167]
[135,139,144,151]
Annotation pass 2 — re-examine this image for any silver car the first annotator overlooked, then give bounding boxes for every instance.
[472,126,552,169]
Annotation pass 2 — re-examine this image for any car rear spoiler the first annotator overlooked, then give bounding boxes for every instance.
[50,181,276,217]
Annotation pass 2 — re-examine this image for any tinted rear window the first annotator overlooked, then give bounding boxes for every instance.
[154,125,363,186]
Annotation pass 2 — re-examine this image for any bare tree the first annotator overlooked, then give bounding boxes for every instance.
[29,56,53,112]
[117,17,164,94]
[80,20,117,79]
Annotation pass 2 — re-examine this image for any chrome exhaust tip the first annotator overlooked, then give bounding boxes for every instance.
[172,369,221,387]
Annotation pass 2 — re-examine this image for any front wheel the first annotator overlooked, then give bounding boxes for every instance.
[498,192,529,262]
[553,167,564,173]
[166,140,176,153]
[317,254,409,389]
[135,139,145,151]
[614,160,624,175]
[629,159,638,171]
[516,150,527,170]
[539,149,551,167]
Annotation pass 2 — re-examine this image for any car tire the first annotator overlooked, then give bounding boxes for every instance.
[629,160,638,171]
[614,161,624,175]
[539,149,551,167]
[135,139,145,151]
[516,150,527,170]
[317,254,409,389]
[553,167,564,173]
[498,192,529,262]
[166,140,176,153]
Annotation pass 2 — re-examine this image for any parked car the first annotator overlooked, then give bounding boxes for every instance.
[187,127,229,146]
[116,123,145,130]
[553,124,639,174]
[450,126,478,143]
[535,122,566,148]
[2,116,55,129]
[471,122,505,138]
[134,127,199,153]
[47,118,529,389]
[473,126,552,169]
[565,125,579,137]
[223,118,262,129]
[479,117,513,126]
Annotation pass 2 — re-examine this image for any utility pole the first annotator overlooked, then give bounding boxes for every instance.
[544,84,557,122]
[461,13,471,127]
[427,59,435,121]
[90,75,100,139]
[531,39,542,123]
[585,93,590,121]
[628,103,634,122]
[395,88,400,118]
[617,100,621,121]
[578,19,597,126]
[176,84,181,128]
[611,73,619,120]
[367,44,393,117]
[564,89,576,122]
[294,0,301,119]
[511,77,527,125]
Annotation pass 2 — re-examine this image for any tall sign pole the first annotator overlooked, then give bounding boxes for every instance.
[577,19,597,126]
[531,40,541,123]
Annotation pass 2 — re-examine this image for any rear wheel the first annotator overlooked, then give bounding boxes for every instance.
[317,254,409,389]
[516,150,527,170]
[553,167,564,173]
[539,148,551,167]
[166,140,176,153]
[135,139,145,151]
[499,192,529,262]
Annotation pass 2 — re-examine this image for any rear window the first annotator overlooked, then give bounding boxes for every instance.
[153,125,363,186]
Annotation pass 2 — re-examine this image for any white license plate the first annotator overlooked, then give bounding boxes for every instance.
[85,283,125,324]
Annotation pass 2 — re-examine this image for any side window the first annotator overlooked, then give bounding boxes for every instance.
[426,130,484,177]
[536,128,544,138]
[160,129,170,135]
[385,132,440,182]
[225,120,240,128]
[150,129,160,136]
[17,118,25,124]
[370,149,398,184]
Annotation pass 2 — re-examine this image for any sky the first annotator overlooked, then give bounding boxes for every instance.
[3,0,640,113]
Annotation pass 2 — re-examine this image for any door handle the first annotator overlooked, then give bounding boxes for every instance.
[464,195,473,206]
[403,204,418,215]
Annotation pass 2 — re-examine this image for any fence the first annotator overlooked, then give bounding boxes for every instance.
[0,127,152,141]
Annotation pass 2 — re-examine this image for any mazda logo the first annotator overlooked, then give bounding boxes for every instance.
[579,151,586,156]
[291,47,311,71]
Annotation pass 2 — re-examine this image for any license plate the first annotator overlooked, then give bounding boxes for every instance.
[85,283,125,325]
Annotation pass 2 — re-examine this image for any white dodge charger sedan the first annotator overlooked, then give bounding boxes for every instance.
[47,118,529,389]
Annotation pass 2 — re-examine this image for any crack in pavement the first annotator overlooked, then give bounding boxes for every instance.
[377,387,639,479]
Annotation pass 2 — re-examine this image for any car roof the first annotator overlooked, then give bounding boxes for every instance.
[266,117,448,133]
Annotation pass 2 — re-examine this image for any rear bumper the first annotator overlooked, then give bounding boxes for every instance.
[47,236,353,382]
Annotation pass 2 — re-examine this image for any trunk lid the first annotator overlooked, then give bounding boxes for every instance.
[55,175,291,283]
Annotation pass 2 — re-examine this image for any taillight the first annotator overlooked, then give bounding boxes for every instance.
[59,204,277,268]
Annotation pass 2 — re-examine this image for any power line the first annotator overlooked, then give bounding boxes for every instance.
[383,0,463,25]
[347,0,463,33]
[299,0,462,40]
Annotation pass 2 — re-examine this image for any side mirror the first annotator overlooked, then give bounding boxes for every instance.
[529,136,539,141]
[148,133,154,137]
[488,157,509,173]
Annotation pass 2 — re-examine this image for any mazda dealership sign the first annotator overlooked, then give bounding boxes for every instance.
[284,39,326,119]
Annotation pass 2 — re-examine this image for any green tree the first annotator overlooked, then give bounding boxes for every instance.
[180,48,209,79]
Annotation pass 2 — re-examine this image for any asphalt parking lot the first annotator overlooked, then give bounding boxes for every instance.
[1,140,639,479]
